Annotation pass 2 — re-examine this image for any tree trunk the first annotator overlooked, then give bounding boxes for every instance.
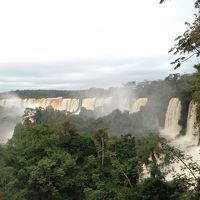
[101,137,104,168]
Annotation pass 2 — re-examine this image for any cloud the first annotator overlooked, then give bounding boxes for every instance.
[0,0,195,63]
[0,0,196,91]
[0,56,196,91]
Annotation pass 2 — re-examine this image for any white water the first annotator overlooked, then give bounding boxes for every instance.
[186,101,199,145]
[81,98,96,110]
[132,98,148,113]
[159,99,200,182]
[161,98,182,138]
[0,96,148,114]
[94,97,112,108]
[0,97,81,113]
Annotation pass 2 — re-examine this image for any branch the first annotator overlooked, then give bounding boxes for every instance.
[181,52,197,62]
[121,169,133,188]
[162,142,198,181]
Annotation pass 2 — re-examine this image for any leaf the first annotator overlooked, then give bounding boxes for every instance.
[174,63,181,69]
[168,47,174,53]
[185,21,191,26]
[159,0,165,4]
[180,57,186,60]
[175,35,182,41]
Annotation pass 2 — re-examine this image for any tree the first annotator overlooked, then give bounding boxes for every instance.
[139,134,163,179]
[93,128,108,168]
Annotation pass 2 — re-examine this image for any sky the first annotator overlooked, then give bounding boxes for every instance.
[0,0,197,91]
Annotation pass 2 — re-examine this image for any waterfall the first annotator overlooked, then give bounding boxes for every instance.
[0,96,147,114]
[132,98,148,113]
[163,98,182,136]
[35,97,63,109]
[81,98,96,110]
[95,97,112,108]
[0,98,81,114]
[0,97,147,114]
[69,99,80,113]
[24,98,37,107]
[186,101,199,145]
[59,98,72,111]
[95,97,112,107]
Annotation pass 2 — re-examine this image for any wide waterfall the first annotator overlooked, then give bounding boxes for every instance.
[0,96,149,115]
[0,98,81,114]
[186,101,199,145]
[163,98,182,137]
[132,98,148,113]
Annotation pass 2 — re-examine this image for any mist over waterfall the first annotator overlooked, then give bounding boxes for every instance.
[0,92,136,116]
[81,98,96,110]
[0,92,151,142]
[0,98,81,114]
[63,98,80,113]
[161,98,182,138]
[132,98,148,113]
[0,102,23,143]
[0,96,150,115]
[1,89,199,148]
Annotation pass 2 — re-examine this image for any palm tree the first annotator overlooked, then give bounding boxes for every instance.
[93,128,108,168]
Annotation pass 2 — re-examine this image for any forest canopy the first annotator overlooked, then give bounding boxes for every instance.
[0,107,200,199]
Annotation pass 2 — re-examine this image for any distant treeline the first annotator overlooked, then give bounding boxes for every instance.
[0,88,111,99]
[0,73,194,100]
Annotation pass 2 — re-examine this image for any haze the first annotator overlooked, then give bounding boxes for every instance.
[0,0,196,91]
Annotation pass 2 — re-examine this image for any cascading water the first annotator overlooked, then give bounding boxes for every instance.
[132,98,148,113]
[81,98,96,110]
[94,97,112,114]
[0,96,148,117]
[69,99,80,114]
[162,98,182,137]
[186,101,199,145]
[60,98,72,111]
[94,97,112,108]
[0,97,81,114]
[160,100,200,182]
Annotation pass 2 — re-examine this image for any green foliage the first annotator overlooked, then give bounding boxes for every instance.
[0,108,199,199]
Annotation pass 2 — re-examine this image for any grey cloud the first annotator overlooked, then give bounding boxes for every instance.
[0,56,196,91]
